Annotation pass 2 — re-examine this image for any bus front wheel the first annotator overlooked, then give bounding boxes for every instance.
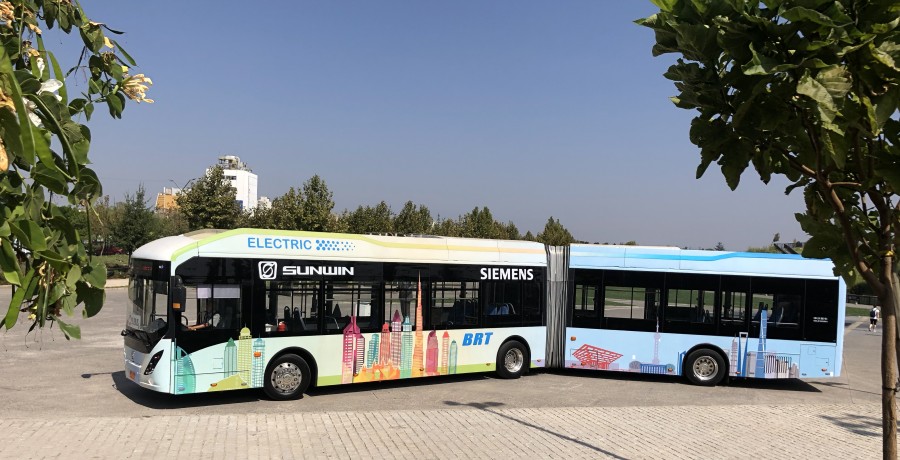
[684,349,726,386]
[496,340,529,379]
[263,354,311,400]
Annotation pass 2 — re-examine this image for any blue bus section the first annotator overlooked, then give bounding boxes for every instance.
[564,245,844,381]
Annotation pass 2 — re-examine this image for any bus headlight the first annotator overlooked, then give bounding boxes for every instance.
[144,350,164,375]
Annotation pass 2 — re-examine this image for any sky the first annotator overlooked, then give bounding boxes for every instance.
[44,1,808,250]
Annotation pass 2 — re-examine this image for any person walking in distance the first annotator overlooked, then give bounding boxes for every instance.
[869,305,880,332]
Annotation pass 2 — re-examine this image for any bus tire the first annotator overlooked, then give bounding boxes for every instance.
[684,348,726,386]
[496,340,529,379]
[263,353,311,400]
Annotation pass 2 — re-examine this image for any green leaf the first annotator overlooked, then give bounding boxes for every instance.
[112,40,137,66]
[651,0,680,13]
[76,282,104,318]
[22,220,47,252]
[3,269,35,329]
[65,264,82,289]
[79,23,104,53]
[0,49,52,168]
[60,294,76,316]
[46,282,65,306]
[82,259,106,288]
[27,94,79,178]
[106,92,124,118]
[796,73,841,130]
[32,163,68,194]
[45,50,68,105]
[781,6,837,28]
[0,238,22,286]
[54,316,81,340]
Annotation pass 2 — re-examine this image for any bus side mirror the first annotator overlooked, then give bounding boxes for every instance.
[172,276,186,312]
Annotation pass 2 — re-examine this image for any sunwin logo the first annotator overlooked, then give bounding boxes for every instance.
[258,261,277,280]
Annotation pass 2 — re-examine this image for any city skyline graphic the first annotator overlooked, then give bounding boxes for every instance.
[341,277,460,383]
[567,310,799,379]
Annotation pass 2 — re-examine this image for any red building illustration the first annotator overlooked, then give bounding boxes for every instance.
[571,344,623,370]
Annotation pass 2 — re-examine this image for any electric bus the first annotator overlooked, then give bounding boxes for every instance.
[124,229,547,400]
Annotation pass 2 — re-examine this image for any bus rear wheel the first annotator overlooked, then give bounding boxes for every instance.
[263,354,311,400]
[684,349,726,386]
[496,340,529,379]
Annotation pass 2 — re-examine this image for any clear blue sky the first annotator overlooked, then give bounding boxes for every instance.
[53,1,807,250]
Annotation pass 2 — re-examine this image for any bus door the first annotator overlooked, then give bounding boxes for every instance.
[171,282,250,394]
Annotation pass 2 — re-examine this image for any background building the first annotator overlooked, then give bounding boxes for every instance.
[213,155,259,211]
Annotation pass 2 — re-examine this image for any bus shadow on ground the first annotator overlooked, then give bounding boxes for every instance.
[110,370,502,408]
[110,371,264,409]
[552,367,822,393]
[306,372,495,397]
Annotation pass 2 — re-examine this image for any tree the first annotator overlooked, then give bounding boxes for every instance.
[263,187,304,230]
[343,201,393,234]
[112,184,154,255]
[460,207,500,239]
[301,175,338,232]
[638,1,900,455]
[176,166,240,231]
[393,201,433,235]
[714,242,725,251]
[0,2,151,336]
[536,217,575,246]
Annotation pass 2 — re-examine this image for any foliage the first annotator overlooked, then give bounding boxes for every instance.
[393,201,433,235]
[714,242,725,251]
[639,0,900,453]
[745,244,778,254]
[342,201,393,234]
[176,166,240,231]
[0,1,151,336]
[301,175,339,232]
[112,184,153,254]
[536,217,575,246]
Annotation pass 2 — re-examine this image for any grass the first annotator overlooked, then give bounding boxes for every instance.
[846,306,871,317]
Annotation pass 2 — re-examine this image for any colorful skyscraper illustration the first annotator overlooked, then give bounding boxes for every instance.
[426,330,438,376]
[730,337,738,376]
[368,332,380,368]
[380,322,391,366]
[412,277,424,377]
[224,338,237,378]
[174,346,196,394]
[401,315,412,378]
[252,338,265,388]
[238,327,252,385]
[440,331,450,375]
[342,315,360,384]
[391,310,402,366]
[739,332,749,377]
[354,326,365,376]
[449,340,458,374]
[571,344,623,370]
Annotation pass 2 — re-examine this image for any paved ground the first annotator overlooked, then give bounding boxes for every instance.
[0,286,890,458]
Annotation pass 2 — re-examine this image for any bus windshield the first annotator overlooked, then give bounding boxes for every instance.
[127,277,169,332]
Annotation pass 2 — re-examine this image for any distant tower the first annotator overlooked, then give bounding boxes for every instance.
[174,346,196,394]
[412,276,424,377]
[224,338,237,378]
[440,331,450,375]
[652,319,661,365]
[380,322,391,366]
[739,332,749,377]
[401,315,412,378]
[754,310,768,378]
[449,340,458,374]
[211,155,259,210]
[391,310,402,366]
[730,337,738,376]
[238,327,252,385]
[252,338,265,388]
[426,330,438,376]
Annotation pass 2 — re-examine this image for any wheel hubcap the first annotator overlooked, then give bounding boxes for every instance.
[504,348,524,373]
[692,356,718,381]
[271,362,302,394]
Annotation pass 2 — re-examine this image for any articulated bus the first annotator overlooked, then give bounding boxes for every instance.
[124,229,844,399]
[124,229,547,400]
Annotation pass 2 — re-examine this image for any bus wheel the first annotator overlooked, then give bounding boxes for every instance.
[496,340,529,379]
[684,349,725,386]
[263,354,311,400]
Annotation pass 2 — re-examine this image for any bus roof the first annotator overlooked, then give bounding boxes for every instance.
[132,228,548,268]
[569,244,838,279]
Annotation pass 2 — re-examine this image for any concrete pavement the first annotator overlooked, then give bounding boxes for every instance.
[0,402,882,459]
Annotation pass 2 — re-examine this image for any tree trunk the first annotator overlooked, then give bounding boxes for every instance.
[883,274,898,460]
